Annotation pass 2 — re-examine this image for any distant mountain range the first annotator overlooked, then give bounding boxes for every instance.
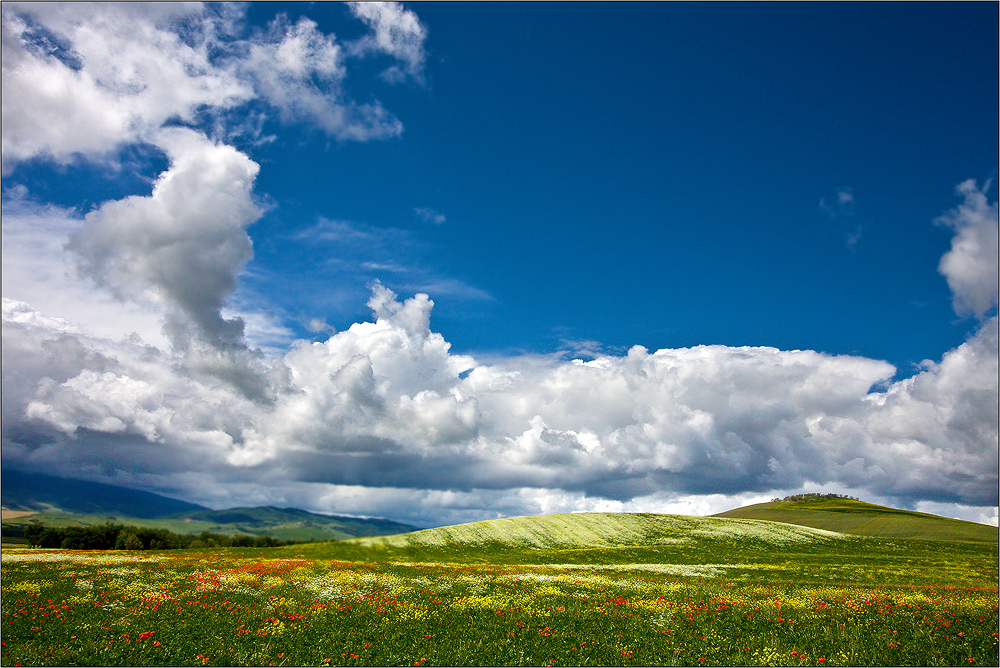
[1,470,419,541]
[4,472,994,547]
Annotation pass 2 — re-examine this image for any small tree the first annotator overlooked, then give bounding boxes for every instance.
[24,523,45,547]
[231,535,254,548]
[115,531,143,550]
[39,528,63,548]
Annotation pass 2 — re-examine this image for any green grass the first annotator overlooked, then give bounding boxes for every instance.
[713,498,998,543]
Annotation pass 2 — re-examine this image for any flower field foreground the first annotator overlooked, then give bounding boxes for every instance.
[2,545,997,666]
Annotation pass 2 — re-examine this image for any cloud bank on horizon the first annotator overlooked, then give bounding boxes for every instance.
[2,2,997,527]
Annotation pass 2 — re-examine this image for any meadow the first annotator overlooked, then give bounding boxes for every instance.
[1,512,997,666]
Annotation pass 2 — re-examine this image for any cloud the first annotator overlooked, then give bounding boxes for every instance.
[66,128,261,350]
[8,176,992,523]
[820,187,855,216]
[1,2,431,395]
[235,14,402,141]
[294,217,492,306]
[8,177,998,521]
[0,194,167,347]
[815,315,998,506]
[307,318,336,335]
[1,300,261,476]
[414,279,493,302]
[415,207,446,225]
[820,187,862,247]
[5,275,996,526]
[221,305,298,358]
[1,2,427,171]
[1,3,995,527]
[47,126,287,402]
[347,1,428,84]
[936,179,999,319]
[1,3,250,171]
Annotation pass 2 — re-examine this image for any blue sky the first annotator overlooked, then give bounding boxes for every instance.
[239,1,997,370]
[2,2,997,527]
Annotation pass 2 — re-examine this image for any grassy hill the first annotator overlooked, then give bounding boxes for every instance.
[351,511,843,550]
[272,509,997,587]
[176,506,418,541]
[713,495,998,542]
[279,511,867,567]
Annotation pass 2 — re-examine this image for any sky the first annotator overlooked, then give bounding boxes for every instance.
[2,2,998,528]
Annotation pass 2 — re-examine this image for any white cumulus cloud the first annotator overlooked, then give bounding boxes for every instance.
[937,179,999,318]
[5,275,996,526]
[347,1,428,83]
[1,3,250,170]
[1,2,427,171]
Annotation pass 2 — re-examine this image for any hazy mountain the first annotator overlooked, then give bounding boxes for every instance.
[1,471,418,540]
[2,470,207,518]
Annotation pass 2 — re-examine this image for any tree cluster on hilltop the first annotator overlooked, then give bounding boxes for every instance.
[770,493,861,503]
[21,522,298,550]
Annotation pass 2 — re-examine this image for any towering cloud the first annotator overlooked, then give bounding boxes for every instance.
[67,129,260,350]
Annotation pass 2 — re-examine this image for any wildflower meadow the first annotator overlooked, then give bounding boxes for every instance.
[1,515,997,666]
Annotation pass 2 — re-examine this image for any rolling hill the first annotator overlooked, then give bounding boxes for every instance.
[276,509,997,589]
[176,506,418,541]
[713,494,998,542]
[350,511,846,551]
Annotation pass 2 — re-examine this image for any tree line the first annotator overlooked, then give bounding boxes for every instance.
[20,522,298,550]
[771,493,861,502]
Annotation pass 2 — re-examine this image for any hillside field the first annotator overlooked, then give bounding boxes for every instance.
[1,510,997,666]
